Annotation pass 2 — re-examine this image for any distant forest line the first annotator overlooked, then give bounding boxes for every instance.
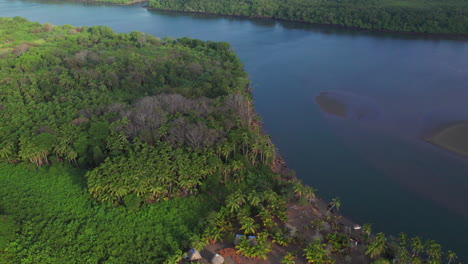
[146,0,468,35]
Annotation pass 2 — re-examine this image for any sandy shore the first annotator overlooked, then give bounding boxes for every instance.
[424,121,468,158]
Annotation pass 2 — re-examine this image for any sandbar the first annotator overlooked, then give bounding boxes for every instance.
[424,121,468,158]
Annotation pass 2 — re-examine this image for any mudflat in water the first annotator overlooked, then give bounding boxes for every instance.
[316,92,348,118]
[0,0,467,259]
[425,122,468,158]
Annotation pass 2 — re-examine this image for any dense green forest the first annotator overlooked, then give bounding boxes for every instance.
[0,17,460,263]
[147,0,468,35]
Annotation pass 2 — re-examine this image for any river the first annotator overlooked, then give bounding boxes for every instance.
[1,0,467,259]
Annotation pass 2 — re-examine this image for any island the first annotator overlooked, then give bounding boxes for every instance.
[0,17,459,263]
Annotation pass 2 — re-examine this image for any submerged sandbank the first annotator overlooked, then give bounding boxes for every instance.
[315,92,348,117]
[424,121,468,158]
[315,91,380,120]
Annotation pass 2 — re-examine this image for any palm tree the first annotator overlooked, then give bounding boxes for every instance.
[303,186,316,202]
[410,237,424,258]
[203,226,223,244]
[0,142,16,162]
[247,191,262,206]
[365,233,387,259]
[226,197,241,213]
[259,209,274,229]
[425,240,442,264]
[293,182,304,199]
[396,233,410,263]
[398,233,407,247]
[226,191,246,213]
[230,159,244,174]
[303,239,333,264]
[410,256,423,264]
[362,224,372,244]
[240,216,257,235]
[191,235,208,251]
[327,197,341,213]
[447,250,458,264]
[281,252,296,264]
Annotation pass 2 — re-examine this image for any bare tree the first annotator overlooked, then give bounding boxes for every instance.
[12,43,30,56]
[223,93,252,126]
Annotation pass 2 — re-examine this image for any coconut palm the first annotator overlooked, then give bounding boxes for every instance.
[398,233,407,247]
[203,226,223,244]
[247,191,262,206]
[293,182,304,198]
[272,232,289,246]
[0,142,16,162]
[258,208,275,228]
[425,240,442,264]
[230,159,244,174]
[447,250,458,264]
[410,256,423,264]
[281,252,296,264]
[303,186,316,202]
[226,191,246,213]
[191,235,208,251]
[303,239,333,264]
[226,196,242,213]
[309,218,325,231]
[362,224,372,244]
[327,197,341,213]
[240,216,258,235]
[366,233,387,259]
[410,237,424,258]
[236,234,271,260]
[396,233,410,263]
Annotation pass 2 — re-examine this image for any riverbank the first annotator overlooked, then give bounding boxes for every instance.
[38,0,148,6]
[144,7,468,38]
[424,121,468,159]
[33,0,468,37]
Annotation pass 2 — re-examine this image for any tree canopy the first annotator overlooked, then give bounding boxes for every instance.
[0,17,460,263]
[0,17,281,263]
[147,0,468,35]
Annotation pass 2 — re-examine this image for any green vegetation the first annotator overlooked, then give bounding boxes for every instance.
[303,239,334,263]
[0,164,211,263]
[0,16,289,263]
[0,17,461,263]
[0,16,276,262]
[147,0,468,35]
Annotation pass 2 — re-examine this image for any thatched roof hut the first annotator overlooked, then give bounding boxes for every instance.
[187,248,202,261]
[211,253,224,264]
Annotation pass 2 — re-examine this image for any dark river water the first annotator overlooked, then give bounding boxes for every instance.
[1,0,467,259]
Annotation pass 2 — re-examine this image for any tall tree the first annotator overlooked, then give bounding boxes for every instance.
[366,233,387,259]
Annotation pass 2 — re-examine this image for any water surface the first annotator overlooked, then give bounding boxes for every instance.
[1,0,467,258]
